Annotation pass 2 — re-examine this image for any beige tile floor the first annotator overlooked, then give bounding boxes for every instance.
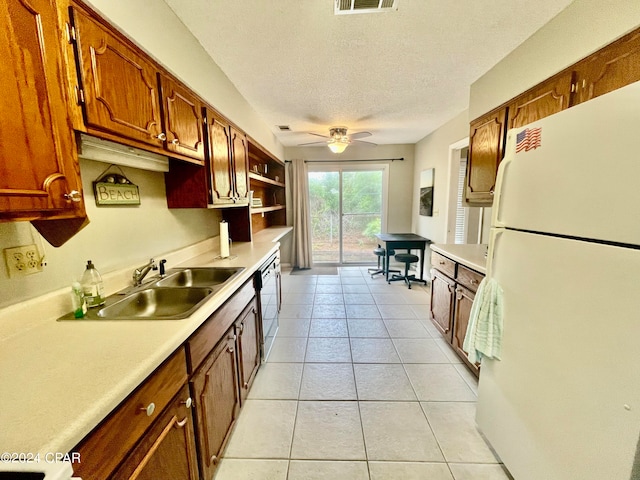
[214,267,513,480]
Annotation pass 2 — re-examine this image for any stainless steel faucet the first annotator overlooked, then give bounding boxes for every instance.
[132,258,156,286]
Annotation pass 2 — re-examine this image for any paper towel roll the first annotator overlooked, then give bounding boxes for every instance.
[220,221,230,258]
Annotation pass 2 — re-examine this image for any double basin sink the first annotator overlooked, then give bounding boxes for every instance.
[61,267,244,321]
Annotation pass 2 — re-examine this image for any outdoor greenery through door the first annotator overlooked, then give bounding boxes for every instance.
[308,166,386,264]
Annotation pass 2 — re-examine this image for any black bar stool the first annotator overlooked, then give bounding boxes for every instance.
[388,252,427,289]
[368,245,400,278]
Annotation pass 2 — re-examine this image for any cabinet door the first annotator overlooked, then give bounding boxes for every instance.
[111,385,199,480]
[466,107,507,205]
[572,29,640,106]
[71,7,164,147]
[230,126,249,201]
[507,71,574,129]
[236,299,260,402]
[190,330,240,480]
[206,108,234,204]
[159,74,205,164]
[452,285,480,377]
[429,269,455,341]
[1,0,84,220]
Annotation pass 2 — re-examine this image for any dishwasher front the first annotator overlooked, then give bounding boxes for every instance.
[255,251,281,361]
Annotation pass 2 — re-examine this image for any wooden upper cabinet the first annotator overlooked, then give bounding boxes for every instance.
[159,74,205,165]
[230,126,249,201]
[465,107,507,205]
[572,29,640,106]
[71,6,164,148]
[206,109,235,204]
[507,71,575,129]
[1,0,86,225]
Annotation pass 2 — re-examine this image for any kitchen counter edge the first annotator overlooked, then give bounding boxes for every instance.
[0,227,292,456]
[430,243,488,274]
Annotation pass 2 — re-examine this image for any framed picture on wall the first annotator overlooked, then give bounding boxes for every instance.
[419,168,434,216]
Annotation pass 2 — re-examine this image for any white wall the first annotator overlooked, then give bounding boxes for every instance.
[413,111,470,245]
[0,160,221,308]
[284,144,415,235]
[470,0,640,119]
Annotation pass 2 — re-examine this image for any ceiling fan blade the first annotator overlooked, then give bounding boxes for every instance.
[352,140,377,146]
[348,131,372,140]
[298,140,328,146]
[304,132,330,139]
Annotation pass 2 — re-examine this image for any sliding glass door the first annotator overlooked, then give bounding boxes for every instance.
[308,165,387,264]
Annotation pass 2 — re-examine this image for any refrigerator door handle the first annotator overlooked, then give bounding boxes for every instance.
[486,228,504,279]
[492,130,517,229]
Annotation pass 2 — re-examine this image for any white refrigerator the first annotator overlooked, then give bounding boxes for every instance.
[476,80,640,480]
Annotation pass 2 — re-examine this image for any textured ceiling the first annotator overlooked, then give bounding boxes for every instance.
[163,0,573,147]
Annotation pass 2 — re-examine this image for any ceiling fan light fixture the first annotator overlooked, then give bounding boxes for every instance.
[328,139,349,154]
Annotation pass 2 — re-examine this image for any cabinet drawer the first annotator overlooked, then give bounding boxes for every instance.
[187,278,256,373]
[73,347,188,480]
[431,252,456,278]
[456,265,484,292]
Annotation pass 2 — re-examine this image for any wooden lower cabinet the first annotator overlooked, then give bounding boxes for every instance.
[236,298,260,403]
[452,284,480,376]
[190,329,241,480]
[429,269,455,341]
[430,255,484,377]
[72,349,188,480]
[111,385,199,480]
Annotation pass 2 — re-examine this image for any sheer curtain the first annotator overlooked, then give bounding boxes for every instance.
[286,159,313,269]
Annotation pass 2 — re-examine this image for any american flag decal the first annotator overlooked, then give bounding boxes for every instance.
[515,127,542,153]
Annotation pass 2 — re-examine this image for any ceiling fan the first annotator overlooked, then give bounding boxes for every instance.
[298,126,377,154]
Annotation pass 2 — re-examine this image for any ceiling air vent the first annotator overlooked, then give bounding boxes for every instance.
[277,125,291,131]
[335,0,397,15]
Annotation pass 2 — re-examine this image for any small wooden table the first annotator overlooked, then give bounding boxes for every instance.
[375,233,431,282]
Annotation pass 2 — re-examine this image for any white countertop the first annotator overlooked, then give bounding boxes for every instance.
[0,227,291,456]
[430,243,488,274]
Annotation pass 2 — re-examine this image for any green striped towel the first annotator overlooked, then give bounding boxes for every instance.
[463,277,504,364]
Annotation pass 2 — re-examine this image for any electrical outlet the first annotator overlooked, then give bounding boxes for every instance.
[4,244,43,277]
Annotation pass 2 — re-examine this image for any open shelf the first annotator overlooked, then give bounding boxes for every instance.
[248,172,285,188]
[251,205,285,214]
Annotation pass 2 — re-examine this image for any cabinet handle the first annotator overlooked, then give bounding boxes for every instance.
[175,417,188,428]
[239,322,244,333]
[227,346,234,353]
[140,402,156,416]
[154,132,167,141]
[456,292,463,300]
[489,189,495,195]
[582,79,586,88]
[171,138,179,145]
[571,83,576,93]
[181,397,193,408]
[471,279,478,285]
[244,381,249,388]
[210,454,218,465]
[64,190,82,203]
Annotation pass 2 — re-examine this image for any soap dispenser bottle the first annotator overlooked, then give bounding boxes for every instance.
[81,260,105,308]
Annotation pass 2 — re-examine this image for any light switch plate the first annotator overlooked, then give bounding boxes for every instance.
[4,244,43,277]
